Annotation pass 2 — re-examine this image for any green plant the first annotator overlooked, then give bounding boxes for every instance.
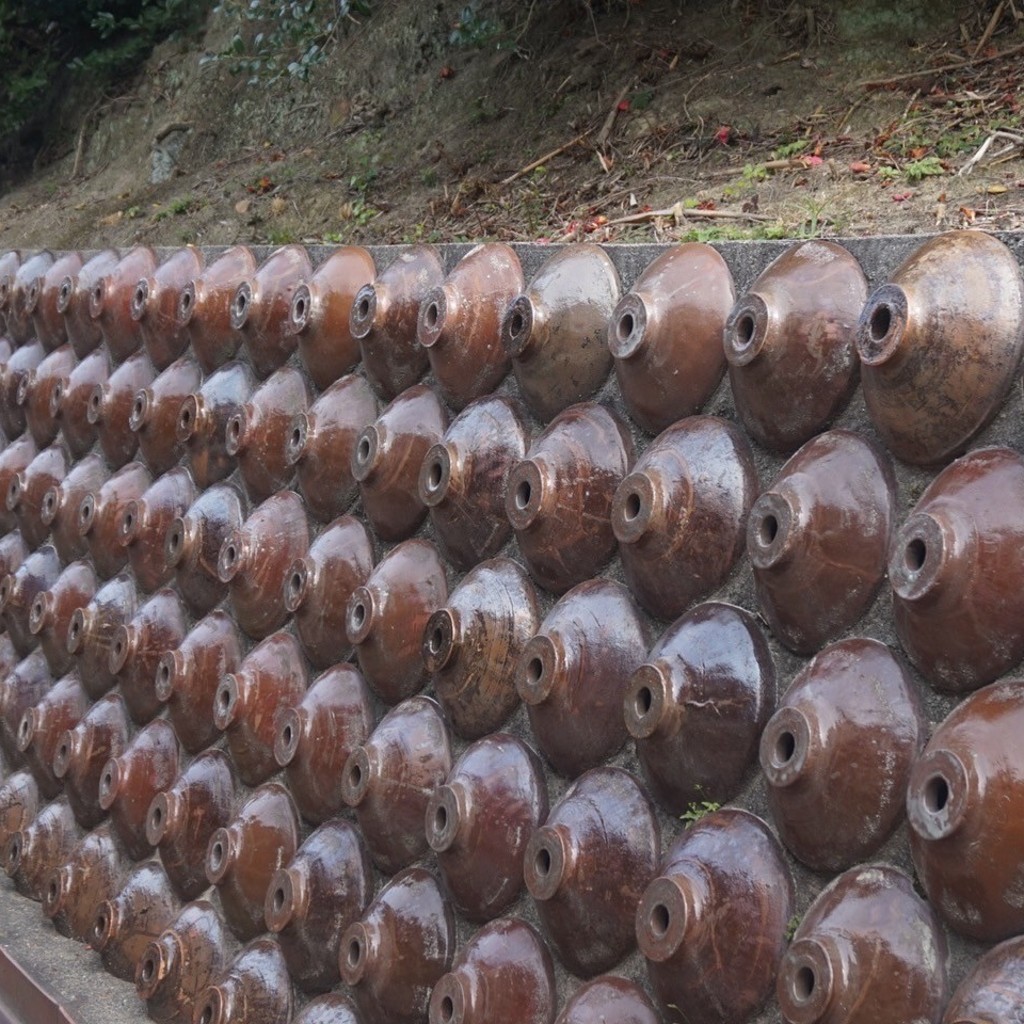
[904,156,944,182]
[877,166,901,181]
[680,801,720,826]
[772,139,808,160]
[449,2,503,47]
[785,915,801,940]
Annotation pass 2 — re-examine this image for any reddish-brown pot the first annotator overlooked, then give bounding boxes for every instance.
[17,672,90,799]
[193,938,293,1024]
[57,249,119,358]
[942,934,1024,1024]
[507,402,634,594]
[44,457,107,563]
[21,343,76,447]
[502,244,619,422]
[1,543,61,655]
[9,444,68,550]
[613,416,758,621]
[7,250,54,344]
[79,461,152,579]
[0,771,40,862]
[555,977,661,1024]
[292,995,361,1024]
[519,579,647,778]
[0,249,23,339]
[129,356,202,474]
[420,395,530,571]
[29,559,97,677]
[66,573,137,699]
[0,531,28,583]
[89,247,157,362]
[55,348,109,459]
[5,797,82,901]
[0,649,52,768]
[29,252,81,351]
[426,733,548,923]
[132,246,204,370]
[525,767,659,978]
[0,342,44,439]
[88,351,155,469]
[626,601,775,814]
[0,435,40,536]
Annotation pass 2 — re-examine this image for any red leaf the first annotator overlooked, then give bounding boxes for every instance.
[617,100,631,112]
[715,125,732,145]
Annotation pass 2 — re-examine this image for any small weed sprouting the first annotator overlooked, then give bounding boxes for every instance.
[772,139,809,160]
[680,800,720,826]
[785,914,801,940]
[904,156,945,182]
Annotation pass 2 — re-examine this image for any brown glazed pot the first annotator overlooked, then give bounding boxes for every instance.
[52,693,130,828]
[120,467,197,595]
[290,245,375,390]
[340,867,455,1024]
[613,416,759,621]
[942,934,1024,1024]
[856,230,1024,465]
[626,602,775,814]
[6,797,82,901]
[57,249,119,358]
[519,579,647,778]
[179,245,256,373]
[275,663,375,825]
[156,612,243,755]
[0,249,22,338]
[0,649,52,768]
[508,402,634,594]
[0,771,40,861]
[21,343,76,447]
[762,638,924,872]
[778,865,948,1024]
[214,631,308,787]
[79,461,152,580]
[0,436,39,536]
[193,938,293,1024]
[29,559,97,677]
[610,243,734,435]
[265,819,373,992]
[226,365,310,503]
[136,900,235,1024]
[178,362,255,489]
[217,489,309,640]
[0,342,44,439]
[285,515,375,670]
[66,574,138,699]
[749,430,896,654]
[129,356,202,474]
[418,242,523,409]
[342,695,451,874]
[132,246,204,370]
[28,251,80,351]
[502,244,619,422]
[98,718,180,861]
[166,484,247,618]
[232,244,312,378]
[907,679,1024,942]
[347,539,448,705]
[0,530,28,583]
[890,447,1024,692]
[147,749,237,902]
[17,673,90,799]
[426,733,548,923]
[88,350,155,469]
[90,246,158,363]
[525,766,659,978]
[352,382,449,542]
[429,917,556,1024]
[44,823,125,941]
[292,995,361,1024]
[637,808,794,1024]
[55,348,109,459]
[1,543,61,655]
[420,395,530,571]
[9,445,67,550]
[205,783,300,942]
[7,251,54,344]
[288,373,379,524]
[555,977,661,1024]
[724,240,866,452]
[424,557,539,739]
[48,457,109,563]
[350,244,444,400]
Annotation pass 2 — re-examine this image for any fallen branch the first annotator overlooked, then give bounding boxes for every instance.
[973,1,1006,57]
[597,79,635,148]
[501,131,591,185]
[858,41,1024,89]
[603,202,773,227]
[958,129,1024,175]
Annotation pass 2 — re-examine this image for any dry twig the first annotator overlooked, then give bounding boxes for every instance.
[958,129,1024,175]
[858,41,1024,89]
[501,131,592,185]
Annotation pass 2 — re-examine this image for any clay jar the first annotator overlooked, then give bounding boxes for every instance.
[179,245,256,372]
[90,246,157,362]
[749,430,896,654]
[943,935,1024,1024]
[290,245,375,390]
[0,530,28,584]
[226,365,310,503]
[0,437,39,537]
[29,559,97,677]
[132,245,203,370]
[17,673,90,799]
[502,244,619,422]
[352,383,448,541]
[340,867,455,1024]
[44,824,125,942]
[288,374,379,524]
[519,579,647,778]
[857,230,1024,465]
[426,734,548,923]
[231,243,312,378]
[526,767,659,978]
[0,250,23,338]
[613,416,759,621]
[0,650,52,767]
[418,242,523,409]
[350,244,444,399]
[275,664,375,825]
[342,695,451,874]
[0,771,40,860]
[265,819,373,992]
[66,573,138,698]
[193,938,293,1024]
[507,402,634,594]
[5,797,81,901]
[626,602,775,814]
[778,865,947,1024]
[285,515,375,670]
[166,484,245,617]
[178,362,255,489]
[7,251,54,343]
[424,557,539,739]
[419,396,530,571]
[762,638,924,872]
[429,918,556,1024]
[637,808,794,1024]
[907,679,1024,941]
[56,349,109,459]
[293,996,362,1024]
[57,249,119,357]
[88,351,155,468]
[29,251,81,351]
[889,446,1024,692]
[610,243,734,435]
[156,612,243,755]
[1,543,61,655]
[217,490,309,639]
[214,631,308,787]
[129,356,202,474]
[724,240,866,451]
[147,750,236,901]
[205,783,300,941]
[21,344,76,447]
[555,977,661,1024]
[79,461,152,579]
[0,344,43,439]
[9,446,67,551]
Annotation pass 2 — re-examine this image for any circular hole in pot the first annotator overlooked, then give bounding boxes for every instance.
[357,296,370,320]
[94,912,107,940]
[905,537,926,573]
[924,774,949,814]
[281,723,293,748]
[141,956,155,984]
[357,435,371,463]
[151,804,163,830]
[650,902,670,938]
[348,760,363,789]
[624,491,642,521]
[217,686,231,712]
[293,295,306,320]
[440,995,455,1023]
[534,845,551,877]
[759,513,779,547]
[508,310,524,337]
[222,543,237,569]
[774,730,796,766]
[290,425,302,448]
[199,1004,214,1024]
[288,571,303,600]
[180,290,192,312]
[526,657,543,685]
[616,311,635,343]
[350,602,366,631]
[634,685,652,718]
[870,304,892,342]
[347,936,362,968]
[794,966,816,1003]
[48,879,58,903]
[429,626,445,655]
[427,459,443,491]
[209,840,225,872]
[272,886,285,914]
[433,803,448,834]
[424,301,439,329]
[735,314,755,348]
[515,479,531,511]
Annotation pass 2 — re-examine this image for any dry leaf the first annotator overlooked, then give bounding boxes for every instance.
[235,199,251,215]
[987,184,1008,194]
[99,210,123,226]
[270,196,287,217]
